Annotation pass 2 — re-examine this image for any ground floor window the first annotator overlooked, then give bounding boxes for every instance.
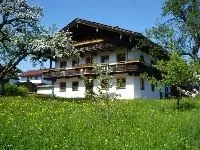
[116,78,126,89]
[151,84,155,92]
[140,78,145,90]
[100,79,109,89]
[60,82,66,92]
[140,55,144,61]
[72,82,79,91]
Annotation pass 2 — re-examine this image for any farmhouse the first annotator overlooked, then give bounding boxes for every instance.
[44,18,170,99]
[20,70,52,85]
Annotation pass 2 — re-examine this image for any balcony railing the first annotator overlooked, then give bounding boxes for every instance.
[44,62,141,79]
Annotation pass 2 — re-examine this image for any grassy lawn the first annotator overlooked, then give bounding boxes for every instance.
[0,96,200,149]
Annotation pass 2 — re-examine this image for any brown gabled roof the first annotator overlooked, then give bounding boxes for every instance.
[61,18,169,60]
[21,70,44,77]
[62,18,144,38]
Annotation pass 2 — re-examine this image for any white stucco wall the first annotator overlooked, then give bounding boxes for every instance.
[53,74,169,99]
[54,77,85,98]
[55,47,155,70]
[129,47,155,65]
[93,73,135,99]
[19,75,52,85]
[37,86,53,95]
[52,47,168,99]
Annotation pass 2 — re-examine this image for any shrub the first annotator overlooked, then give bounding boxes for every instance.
[3,83,29,96]
[16,86,29,96]
[3,83,18,96]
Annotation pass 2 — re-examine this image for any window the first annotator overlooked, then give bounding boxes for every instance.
[165,86,169,93]
[101,79,109,89]
[85,79,93,94]
[140,78,145,90]
[60,61,66,68]
[72,59,79,67]
[116,53,126,62]
[35,76,38,80]
[86,57,93,64]
[72,82,78,91]
[117,78,126,89]
[140,55,144,61]
[165,86,170,98]
[101,55,109,64]
[151,84,155,92]
[60,82,66,92]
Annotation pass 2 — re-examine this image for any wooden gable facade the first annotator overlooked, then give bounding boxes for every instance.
[44,18,166,80]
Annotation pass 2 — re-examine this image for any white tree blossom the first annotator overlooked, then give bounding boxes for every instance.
[0,0,78,81]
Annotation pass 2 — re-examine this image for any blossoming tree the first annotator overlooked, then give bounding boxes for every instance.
[0,0,78,88]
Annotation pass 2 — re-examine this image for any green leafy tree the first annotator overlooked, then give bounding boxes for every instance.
[146,0,200,61]
[81,64,120,121]
[141,0,200,105]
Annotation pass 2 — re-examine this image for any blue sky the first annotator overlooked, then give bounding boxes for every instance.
[19,0,165,71]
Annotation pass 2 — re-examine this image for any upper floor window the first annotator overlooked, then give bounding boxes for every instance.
[101,55,109,64]
[60,61,67,68]
[116,78,126,89]
[116,53,126,62]
[86,57,93,65]
[72,82,79,91]
[140,78,145,90]
[60,82,66,92]
[140,55,144,61]
[72,59,79,67]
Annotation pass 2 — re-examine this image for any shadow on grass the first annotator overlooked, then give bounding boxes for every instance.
[177,101,198,111]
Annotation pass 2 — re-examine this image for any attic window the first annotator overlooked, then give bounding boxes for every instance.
[101,55,109,64]
[72,59,79,67]
[60,61,66,68]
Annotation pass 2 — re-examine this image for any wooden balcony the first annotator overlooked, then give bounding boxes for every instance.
[44,62,143,80]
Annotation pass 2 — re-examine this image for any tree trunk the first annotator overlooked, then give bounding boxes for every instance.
[0,80,3,95]
[176,87,182,108]
[50,59,53,69]
[177,97,180,108]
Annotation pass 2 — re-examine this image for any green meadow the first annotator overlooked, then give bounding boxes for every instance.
[0,96,200,149]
